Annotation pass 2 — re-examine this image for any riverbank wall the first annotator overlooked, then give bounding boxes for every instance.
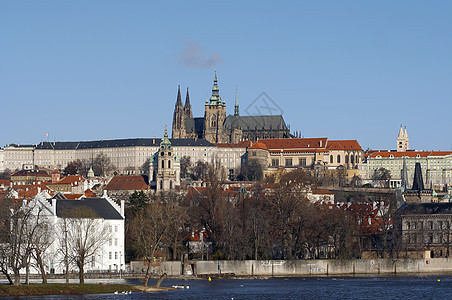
[131,258,452,277]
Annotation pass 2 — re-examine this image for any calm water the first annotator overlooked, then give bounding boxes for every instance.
[4,276,452,299]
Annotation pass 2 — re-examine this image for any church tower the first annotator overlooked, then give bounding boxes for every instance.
[151,128,180,192]
[172,86,185,139]
[397,125,409,152]
[204,72,226,143]
[184,87,193,119]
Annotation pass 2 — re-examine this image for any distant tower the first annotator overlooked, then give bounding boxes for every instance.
[397,125,409,152]
[234,86,239,117]
[204,72,226,143]
[150,127,180,192]
[172,86,185,139]
[412,162,425,191]
[184,87,193,119]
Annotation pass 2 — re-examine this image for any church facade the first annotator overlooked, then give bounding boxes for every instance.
[172,73,290,143]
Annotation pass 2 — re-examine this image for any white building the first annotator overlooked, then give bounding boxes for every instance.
[30,191,125,274]
[1,138,245,176]
[359,151,452,188]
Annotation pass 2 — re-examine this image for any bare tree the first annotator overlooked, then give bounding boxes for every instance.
[59,207,111,284]
[130,202,172,287]
[93,153,115,176]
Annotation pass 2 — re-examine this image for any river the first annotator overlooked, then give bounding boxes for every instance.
[3,275,452,299]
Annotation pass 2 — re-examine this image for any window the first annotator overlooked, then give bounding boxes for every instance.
[109,239,112,246]
[109,252,112,259]
[109,225,112,233]
[115,238,118,246]
[168,160,171,168]
[91,256,95,267]
[330,155,333,163]
[115,225,118,233]
[337,155,341,164]
[170,180,173,189]
[115,252,118,259]
[428,221,433,229]
[285,158,292,167]
[351,155,355,164]
[271,159,279,167]
[345,155,349,164]
[252,152,257,157]
[299,158,306,167]
[161,160,165,168]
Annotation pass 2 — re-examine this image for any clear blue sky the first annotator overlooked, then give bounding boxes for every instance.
[1,1,451,151]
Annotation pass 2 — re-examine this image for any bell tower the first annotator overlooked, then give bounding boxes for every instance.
[204,72,226,143]
[154,127,180,192]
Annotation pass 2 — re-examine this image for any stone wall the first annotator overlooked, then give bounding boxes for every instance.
[130,258,452,277]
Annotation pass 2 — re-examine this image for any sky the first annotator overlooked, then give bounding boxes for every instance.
[1,1,451,151]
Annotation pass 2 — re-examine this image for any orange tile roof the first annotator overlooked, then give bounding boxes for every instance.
[368,151,452,158]
[105,175,148,191]
[0,180,10,187]
[311,189,334,195]
[249,141,268,150]
[327,140,362,151]
[260,138,328,150]
[55,175,85,186]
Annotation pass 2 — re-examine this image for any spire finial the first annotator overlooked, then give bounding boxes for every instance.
[234,85,239,116]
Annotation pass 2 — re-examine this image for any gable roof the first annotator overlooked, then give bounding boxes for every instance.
[224,115,288,131]
[327,140,362,151]
[398,203,452,216]
[369,151,452,158]
[105,175,148,191]
[260,137,328,150]
[56,198,123,219]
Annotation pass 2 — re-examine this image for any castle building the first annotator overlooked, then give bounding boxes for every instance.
[149,128,180,192]
[172,73,290,143]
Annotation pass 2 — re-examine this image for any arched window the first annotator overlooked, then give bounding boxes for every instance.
[161,160,165,169]
[330,155,333,163]
[355,155,358,163]
[351,155,355,164]
[160,180,163,190]
[345,155,349,164]
[168,160,171,168]
[170,180,173,189]
[337,155,341,164]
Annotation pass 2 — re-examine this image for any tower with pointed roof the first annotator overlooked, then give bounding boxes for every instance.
[234,86,239,117]
[172,86,186,139]
[150,127,180,192]
[184,87,193,119]
[204,72,227,143]
[397,125,409,152]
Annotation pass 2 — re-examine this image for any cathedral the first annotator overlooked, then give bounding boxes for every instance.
[172,73,290,143]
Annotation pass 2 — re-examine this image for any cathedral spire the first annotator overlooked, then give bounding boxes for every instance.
[184,87,193,118]
[175,85,182,107]
[234,86,239,116]
[208,71,224,106]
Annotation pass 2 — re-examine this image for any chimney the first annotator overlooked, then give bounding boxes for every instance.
[52,198,56,216]
[120,200,125,218]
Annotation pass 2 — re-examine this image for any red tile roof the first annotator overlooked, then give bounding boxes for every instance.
[0,180,10,187]
[51,175,85,186]
[105,175,148,191]
[368,151,452,158]
[249,141,268,150]
[260,138,328,150]
[327,140,362,151]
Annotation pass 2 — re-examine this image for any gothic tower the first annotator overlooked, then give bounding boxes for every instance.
[397,125,409,152]
[184,87,193,119]
[172,86,185,139]
[204,72,226,143]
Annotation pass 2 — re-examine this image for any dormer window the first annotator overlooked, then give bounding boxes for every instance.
[416,154,420,158]
[390,155,394,158]
[168,152,171,156]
